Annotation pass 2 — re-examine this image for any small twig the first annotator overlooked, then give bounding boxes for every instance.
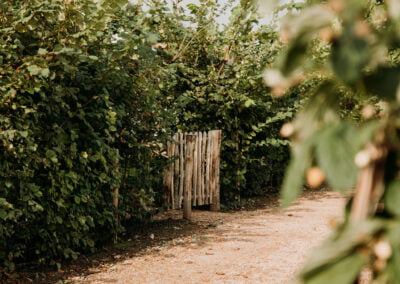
[170,20,213,63]
[217,44,234,76]
[350,163,375,222]
[350,144,387,222]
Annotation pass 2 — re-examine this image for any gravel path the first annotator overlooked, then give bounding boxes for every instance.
[72,191,345,284]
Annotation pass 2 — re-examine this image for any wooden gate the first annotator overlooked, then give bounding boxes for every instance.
[163,130,222,213]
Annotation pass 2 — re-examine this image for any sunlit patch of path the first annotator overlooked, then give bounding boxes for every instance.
[72,191,345,284]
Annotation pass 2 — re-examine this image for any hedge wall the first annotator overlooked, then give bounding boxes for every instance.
[0,0,172,269]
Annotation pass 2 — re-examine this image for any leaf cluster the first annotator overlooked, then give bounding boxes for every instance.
[0,0,172,269]
[265,0,400,282]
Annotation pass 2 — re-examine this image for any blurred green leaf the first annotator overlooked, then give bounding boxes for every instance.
[331,23,369,84]
[385,179,400,217]
[386,222,400,283]
[281,136,314,207]
[315,122,358,191]
[302,220,384,278]
[303,252,368,284]
[363,66,400,100]
[27,65,41,76]
[280,5,335,75]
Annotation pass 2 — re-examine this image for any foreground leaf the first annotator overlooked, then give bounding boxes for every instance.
[315,122,358,191]
[303,252,368,284]
[301,219,384,277]
[363,66,400,101]
[384,179,400,217]
[281,137,314,207]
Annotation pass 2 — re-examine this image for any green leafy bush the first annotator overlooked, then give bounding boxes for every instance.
[0,0,323,270]
[146,0,302,205]
[0,0,171,269]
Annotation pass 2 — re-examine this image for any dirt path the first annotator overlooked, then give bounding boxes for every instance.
[72,191,345,284]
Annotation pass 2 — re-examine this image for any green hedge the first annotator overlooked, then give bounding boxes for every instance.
[0,0,304,269]
[144,1,302,204]
[0,0,172,269]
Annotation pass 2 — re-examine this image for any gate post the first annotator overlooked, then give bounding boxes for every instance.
[183,134,196,220]
[210,130,222,211]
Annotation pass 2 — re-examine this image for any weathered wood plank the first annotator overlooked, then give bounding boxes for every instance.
[197,131,203,205]
[210,130,222,211]
[179,133,185,208]
[217,130,222,208]
[202,131,207,204]
[198,132,203,205]
[183,134,195,220]
[209,131,215,205]
[192,132,198,206]
[206,131,212,203]
[173,134,179,209]
[169,140,175,209]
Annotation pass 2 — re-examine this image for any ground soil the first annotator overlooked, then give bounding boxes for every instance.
[61,190,345,284]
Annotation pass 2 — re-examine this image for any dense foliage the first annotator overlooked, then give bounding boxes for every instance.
[0,0,172,269]
[0,0,299,269]
[265,0,400,282]
[146,0,303,204]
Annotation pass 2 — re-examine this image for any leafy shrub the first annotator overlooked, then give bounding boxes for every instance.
[145,0,303,206]
[0,0,171,269]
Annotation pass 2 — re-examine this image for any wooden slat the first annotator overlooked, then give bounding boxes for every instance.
[204,131,208,204]
[197,131,203,205]
[202,131,207,204]
[173,134,179,209]
[208,131,215,204]
[192,132,196,206]
[179,133,185,208]
[169,140,175,209]
[192,132,198,206]
[217,130,222,207]
[183,134,195,220]
[197,132,203,206]
[210,130,222,211]
[206,131,212,203]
